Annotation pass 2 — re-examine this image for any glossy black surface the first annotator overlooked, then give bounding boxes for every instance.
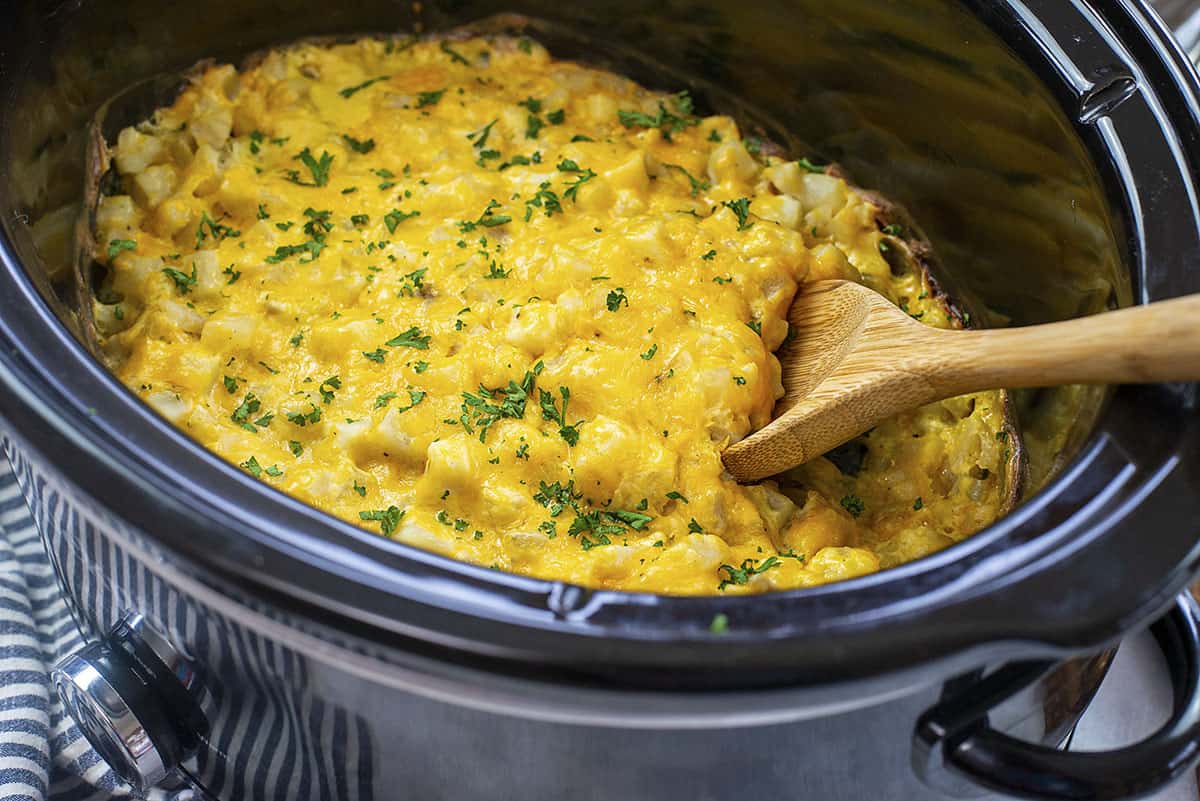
[916,595,1200,801]
[0,0,1196,693]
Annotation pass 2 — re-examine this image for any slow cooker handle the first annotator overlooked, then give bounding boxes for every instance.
[914,592,1200,800]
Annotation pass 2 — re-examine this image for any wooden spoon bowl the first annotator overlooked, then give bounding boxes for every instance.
[723,280,1200,482]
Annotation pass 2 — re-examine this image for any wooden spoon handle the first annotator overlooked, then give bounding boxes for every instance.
[929,294,1200,396]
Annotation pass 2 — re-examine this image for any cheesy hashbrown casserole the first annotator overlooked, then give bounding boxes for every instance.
[91,33,1014,595]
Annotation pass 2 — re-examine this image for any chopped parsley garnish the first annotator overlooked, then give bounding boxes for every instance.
[359,506,404,536]
[288,440,303,458]
[240,456,265,477]
[383,208,421,233]
[257,204,269,220]
[718,557,781,590]
[712,275,732,285]
[302,207,333,239]
[539,385,581,446]
[195,211,241,249]
[353,482,367,498]
[617,91,700,141]
[518,37,534,54]
[518,97,543,113]
[546,109,565,125]
[413,360,430,373]
[702,249,717,260]
[107,238,136,260]
[663,163,710,196]
[350,213,370,227]
[266,239,324,264]
[484,261,510,279]
[286,404,323,427]
[525,115,544,140]
[162,264,197,294]
[416,88,446,108]
[460,199,512,231]
[285,148,333,187]
[710,613,729,634]
[476,148,501,167]
[386,326,431,349]
[533,479,581,517]
[562,168,597,202]
[538,520,557,539]
[666,491,689,504]
[797,156,826,174]
[840,494,865,517]
[499,152,543,170]
[606,287,628,311]
[374,392,399,409]
[440,41,470,65]
[568,508,651,550]
[913,497,924,511]
[746,320,762,336]
[722,197,753,230]
[608,510,653,530]
[338,75,390,98]
[524,182,562,220]
[231,392,273,432]
[639,344,658,360]
[460,363,543,442]
[318,375,342,405]
[882,223,904,236]
[468,119,498,150]
[342,134,376,154]
[396,389,426,413]
[362,348,387,363]
[398,267,427,297]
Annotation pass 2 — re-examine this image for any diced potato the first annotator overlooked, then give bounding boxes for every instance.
[156,300,204,335]
[96,195,137,230]
[145,390,191,423]
[418,437,479,501]
[604,150,649,195]
[115,128,165,175]
[798,173,847,214]
[707,139,758,185]
[132,164,179,209]
[200,313,258,352]
[503,301,566,355]
[752,194,803,230]
[806,547,880,582]
[373,406,431,468]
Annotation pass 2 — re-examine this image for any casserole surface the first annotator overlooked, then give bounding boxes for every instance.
[93,35,1013,594]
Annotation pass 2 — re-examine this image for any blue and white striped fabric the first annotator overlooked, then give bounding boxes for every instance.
[0,456,188,801]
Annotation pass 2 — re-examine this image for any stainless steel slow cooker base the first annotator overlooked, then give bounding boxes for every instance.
[0,437,1119,800]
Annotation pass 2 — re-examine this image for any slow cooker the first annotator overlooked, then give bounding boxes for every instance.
[1,1,1199,799]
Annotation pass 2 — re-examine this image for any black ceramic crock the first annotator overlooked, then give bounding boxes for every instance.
[0,1,1199,799]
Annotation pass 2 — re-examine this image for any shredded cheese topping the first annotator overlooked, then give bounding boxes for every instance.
[94,35,1011,595]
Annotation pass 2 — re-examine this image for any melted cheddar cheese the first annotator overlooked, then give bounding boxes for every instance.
[93,35,1012,595]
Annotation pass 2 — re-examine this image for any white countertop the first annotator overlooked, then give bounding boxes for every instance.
[1072,629,1197,800]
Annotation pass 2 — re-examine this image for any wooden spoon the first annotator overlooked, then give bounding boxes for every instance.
[722,280,1200,482]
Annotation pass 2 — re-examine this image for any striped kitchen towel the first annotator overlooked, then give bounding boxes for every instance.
[0,457,189,801]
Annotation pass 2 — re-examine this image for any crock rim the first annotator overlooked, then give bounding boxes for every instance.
[0,0,1197,688]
